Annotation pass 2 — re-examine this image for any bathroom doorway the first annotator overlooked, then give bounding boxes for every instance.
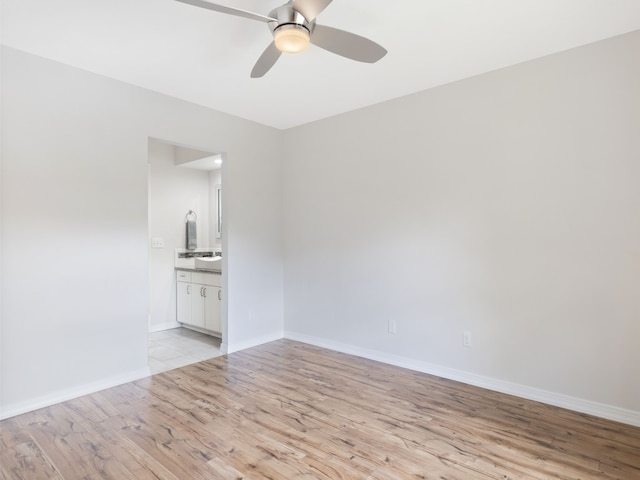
[147,138,224,372]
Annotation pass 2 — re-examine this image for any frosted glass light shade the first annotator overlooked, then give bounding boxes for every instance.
[274,25,310,54]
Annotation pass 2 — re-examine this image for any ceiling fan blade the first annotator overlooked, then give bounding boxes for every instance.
[293,0,333,22]
[311,24,387,63]
[251,42,282,78]
[175,0,276,23]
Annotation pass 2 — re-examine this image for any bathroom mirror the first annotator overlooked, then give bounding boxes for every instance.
[215,184,222,239]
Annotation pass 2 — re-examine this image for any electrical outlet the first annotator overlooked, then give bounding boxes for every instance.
[463,330,472,347]
[388,319,397,334]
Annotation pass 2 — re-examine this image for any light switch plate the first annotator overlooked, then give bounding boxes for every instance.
[151,237,164,248]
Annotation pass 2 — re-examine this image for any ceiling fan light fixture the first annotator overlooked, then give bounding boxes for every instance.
[176,0,387,77]
[274,24,310,54]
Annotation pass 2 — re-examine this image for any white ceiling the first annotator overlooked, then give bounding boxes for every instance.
[2,0,640,130]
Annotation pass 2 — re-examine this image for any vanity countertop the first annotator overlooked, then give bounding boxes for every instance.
[175,266,222,274]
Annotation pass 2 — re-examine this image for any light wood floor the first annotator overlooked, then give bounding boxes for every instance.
[1,340,639,479]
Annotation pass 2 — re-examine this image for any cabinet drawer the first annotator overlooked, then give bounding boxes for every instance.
[176,270,191,282]
[192,271,222,287]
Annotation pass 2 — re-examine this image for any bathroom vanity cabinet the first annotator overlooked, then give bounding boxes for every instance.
[176,270,221,335]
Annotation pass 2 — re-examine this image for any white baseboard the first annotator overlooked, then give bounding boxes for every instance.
[5,332,638,428]
[226,331,284,354]
[149,321,181,333]
[284,331,640,428]
[0,367,151,421]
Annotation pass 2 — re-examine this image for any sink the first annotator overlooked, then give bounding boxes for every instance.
[194,256,222,272]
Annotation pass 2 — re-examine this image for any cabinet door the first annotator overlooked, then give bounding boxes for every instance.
[176,282,192,325]
[203,286,221,333]
[191,285,206,328]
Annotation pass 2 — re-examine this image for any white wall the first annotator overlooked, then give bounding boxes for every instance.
[283,31,640,423]
[3,30,639,425]
[148,141,212,332]
[0,47,284,417]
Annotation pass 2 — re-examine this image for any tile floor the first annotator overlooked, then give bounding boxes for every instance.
[148,327,222,374]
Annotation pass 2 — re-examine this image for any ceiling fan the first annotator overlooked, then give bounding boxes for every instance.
[175,0,387,78]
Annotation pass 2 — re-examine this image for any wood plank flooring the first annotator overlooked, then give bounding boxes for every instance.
[1,339,639,479]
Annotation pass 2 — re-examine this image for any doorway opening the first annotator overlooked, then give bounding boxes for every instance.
[147,138,224,373]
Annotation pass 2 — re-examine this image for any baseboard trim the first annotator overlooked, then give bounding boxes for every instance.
[284,331,640,428]
[0,367,151,421]
[226,331,284,354]
[149,322,181,333]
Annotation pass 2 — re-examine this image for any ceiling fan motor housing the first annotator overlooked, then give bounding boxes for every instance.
[269,4,315,36]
